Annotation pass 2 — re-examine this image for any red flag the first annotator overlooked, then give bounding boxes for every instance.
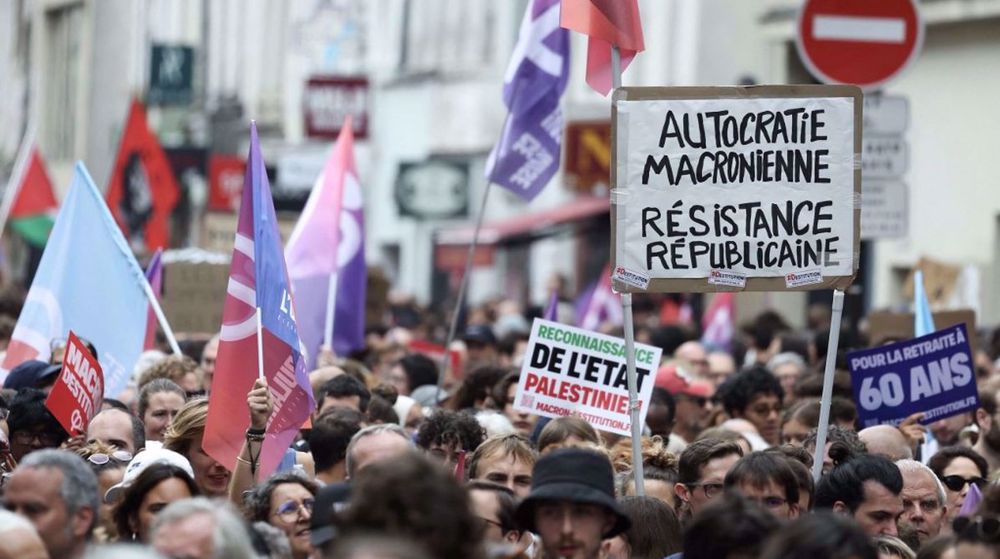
[106,99,180,251]
[701,293,735,350]
[5,146,58,247]
[561,0,645,95]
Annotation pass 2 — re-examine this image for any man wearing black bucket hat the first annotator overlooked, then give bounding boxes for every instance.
[516,448,631,559]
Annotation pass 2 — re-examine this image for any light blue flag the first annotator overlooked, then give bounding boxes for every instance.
[1,163,151,397]
[914,270,936,337]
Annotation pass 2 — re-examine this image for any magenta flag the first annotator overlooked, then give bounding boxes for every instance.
[286,117,366,368]
[143,249,163,350]
[204,123,315,478]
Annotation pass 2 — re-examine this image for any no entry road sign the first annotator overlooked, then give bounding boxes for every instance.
[796,0,923,90]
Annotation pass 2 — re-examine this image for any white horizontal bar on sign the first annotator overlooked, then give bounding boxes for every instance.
[813,15,906,44]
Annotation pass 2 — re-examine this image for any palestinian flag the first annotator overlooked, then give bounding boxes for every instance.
[6,147,58,247]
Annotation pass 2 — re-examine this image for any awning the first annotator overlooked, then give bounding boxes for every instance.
[435,195,610,246]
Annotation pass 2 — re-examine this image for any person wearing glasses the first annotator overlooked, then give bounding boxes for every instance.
[466,479,526,556]
[7,388,69,463]
[928,445,990,525]
[895,459,947,551]
[243,469,320,559]
[75,441,132,541]
[673,438,744,522]
[107,449,199,542]
[724,451,801,520]
[717,366,785,447]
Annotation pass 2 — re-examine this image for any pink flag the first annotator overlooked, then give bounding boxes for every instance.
[143,249,163,350]
[959,483,983,517]
[701,293,735,351]
[285,117,366,367]
[575,265,622,331]
[204,123,315,478]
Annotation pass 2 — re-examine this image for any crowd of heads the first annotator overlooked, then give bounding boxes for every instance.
[2,294,1000,558]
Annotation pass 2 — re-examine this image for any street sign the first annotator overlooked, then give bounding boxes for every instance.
[862,137,908,178]
[796,0,923,90]
[864,95,909,135]
[861,180,907,239]
[148,44,194,105]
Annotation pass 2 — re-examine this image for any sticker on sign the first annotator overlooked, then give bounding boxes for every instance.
[612,266,650,290]
[708,270,747,289]
[785,269,824,288]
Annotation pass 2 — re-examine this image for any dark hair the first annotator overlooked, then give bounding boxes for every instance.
[683,492,781,559]
[649,387,676,424]
[804,425,867,468]
[397,354,439,393]
[491,372,521,410]
[319,375,372,413]
[537,416,601,454]
[814,454,903,512]
[336,452,486,559]
[677,438,744,484]
[243,469,320,523]
[651,326,688,358]
[793,371,855,400]
[724,451,800,506]
[618,496,682,557]
[759,511,878,559]
[7,388,68,449]
[716,366,784,416]
[466,479,519,534]
[450,366,511,411]
[309,407,366,472]
[137,378,186,420]
[784,397,858,429]
[765,446,815,510]
[416,409,485,453]
[743,311,790,352]
[366,395,399,425]
[112,463,199,540]
[102,398,129,412]
[927,446,989,479]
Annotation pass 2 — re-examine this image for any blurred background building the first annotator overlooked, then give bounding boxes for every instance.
[0,0,998,331]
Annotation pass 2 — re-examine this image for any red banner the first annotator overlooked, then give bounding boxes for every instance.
[45,332,104,435]
[208,155,246,212]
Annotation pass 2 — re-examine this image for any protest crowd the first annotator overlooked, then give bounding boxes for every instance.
[1,290,1000,559]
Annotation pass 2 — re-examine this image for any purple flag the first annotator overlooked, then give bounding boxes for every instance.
[959,482,983,517]
[486,0,569,201]
[143,248,163,350]
[286,118,366,368]
[575,265,622,331]
[544,291,559,321]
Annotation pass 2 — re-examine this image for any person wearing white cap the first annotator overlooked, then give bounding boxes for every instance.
[106,448,199,542]
[392,394,424,436]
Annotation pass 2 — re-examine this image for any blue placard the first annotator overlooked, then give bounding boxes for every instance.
[848,324,979,428]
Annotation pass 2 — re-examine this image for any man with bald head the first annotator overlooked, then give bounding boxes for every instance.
[86,408,144,454]
[860,425,912,462]
[310,366,346,401]
[0,510,48,559]
[675,341,710,379]
[706,351,736,388]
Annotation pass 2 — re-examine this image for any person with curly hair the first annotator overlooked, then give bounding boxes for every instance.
[416,409,486,472]
[804,424,868,475]
[136,354,202,396]
[336,451,487,559]
[243,469,320,559]
[613,436,679,507]
[716,366,784,446]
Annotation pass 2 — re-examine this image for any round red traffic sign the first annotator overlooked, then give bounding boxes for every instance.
[796,0,923,90]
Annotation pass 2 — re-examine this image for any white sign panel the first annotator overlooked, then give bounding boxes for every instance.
[514,319,662,437]
[614,89,859,291]
[861,180,908,239]
[863,95,909,135]
[862,136,908,178]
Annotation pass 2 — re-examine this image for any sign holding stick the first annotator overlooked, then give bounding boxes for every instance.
[45,332,104,435]
[610,86,862,293]
[848,324,978,428]
[514,318,662,437]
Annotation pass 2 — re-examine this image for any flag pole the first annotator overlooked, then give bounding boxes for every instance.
[811,289,845,481]
[139,273,182,356]
[256,307,265,381]
[0,125,35,238]
[437,178,494,406]
[609,46,645,497]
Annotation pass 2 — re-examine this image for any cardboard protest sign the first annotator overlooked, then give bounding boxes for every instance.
[514,318,662,436]
[45,332,104,435]
[610,85,862,293]
[848,324,978,428]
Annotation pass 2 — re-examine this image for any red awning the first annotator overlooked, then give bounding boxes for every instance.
[435,195,610,246]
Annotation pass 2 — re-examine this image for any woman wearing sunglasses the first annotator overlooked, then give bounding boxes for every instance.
[243,469,320,559]
[928,446,990,524]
